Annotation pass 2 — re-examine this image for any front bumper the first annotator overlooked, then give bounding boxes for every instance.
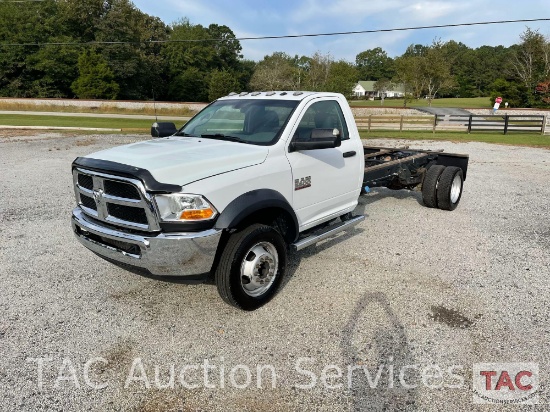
[71,207,222,277]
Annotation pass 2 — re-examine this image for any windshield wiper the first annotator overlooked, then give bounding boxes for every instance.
[175,132,197,137]
[200,133,246,143]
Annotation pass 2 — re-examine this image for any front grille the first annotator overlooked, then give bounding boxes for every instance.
[80,194,97,211]
[78,174,94,190]
[107,203,148,225]
[104,179,140,200]
[74,169,158,231]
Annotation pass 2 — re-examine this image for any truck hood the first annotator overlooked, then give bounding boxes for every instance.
[85,136,269,186]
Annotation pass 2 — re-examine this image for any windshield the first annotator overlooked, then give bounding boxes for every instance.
[176,99,299,145]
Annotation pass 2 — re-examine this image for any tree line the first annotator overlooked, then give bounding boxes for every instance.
[1,0,549,107]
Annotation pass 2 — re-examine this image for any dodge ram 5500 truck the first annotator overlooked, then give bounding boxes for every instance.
[71,91,468,310]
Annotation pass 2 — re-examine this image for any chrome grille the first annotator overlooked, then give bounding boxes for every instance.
[104,179,141,200]
[80,194,97,211]
[77,174,94,190]
[73,168,160,231]
[107,203,148,225]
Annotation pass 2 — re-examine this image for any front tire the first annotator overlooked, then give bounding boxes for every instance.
[215,224,287,310]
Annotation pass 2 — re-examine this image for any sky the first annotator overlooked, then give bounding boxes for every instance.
[132,0,550,62]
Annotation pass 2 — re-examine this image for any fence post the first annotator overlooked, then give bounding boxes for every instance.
[504,115,509,135]
[467,115,472,134]
[542,115,547,135]
[368,114,372,132]
[433,115,437,134]
[400,115,404,132]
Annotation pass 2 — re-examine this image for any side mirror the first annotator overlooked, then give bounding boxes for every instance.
[151,122,177,138]
[289,128,341,152]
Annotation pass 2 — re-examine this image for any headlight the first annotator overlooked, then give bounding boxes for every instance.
[154,194,218,222]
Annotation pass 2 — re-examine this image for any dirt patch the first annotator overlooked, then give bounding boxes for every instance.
[429,305,482,329]
[75,137,98,147]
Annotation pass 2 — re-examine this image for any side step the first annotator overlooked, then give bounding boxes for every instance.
[291,215,365,251]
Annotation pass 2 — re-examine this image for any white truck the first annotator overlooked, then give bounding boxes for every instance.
[71,92,468,310]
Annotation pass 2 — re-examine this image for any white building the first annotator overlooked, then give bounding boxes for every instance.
[352,81,405,99]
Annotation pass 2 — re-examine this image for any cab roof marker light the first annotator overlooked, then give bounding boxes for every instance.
[250,92,261,96]
[293,91,303,96]
[280,92,287,96]
[266,92,276,96]
[239,92,249,96]
[228,92,238,96]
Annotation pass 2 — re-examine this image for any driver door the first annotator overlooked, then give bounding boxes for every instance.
[286,99,361,229]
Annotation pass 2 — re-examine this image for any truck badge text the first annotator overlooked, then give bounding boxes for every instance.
[295,176,311,191]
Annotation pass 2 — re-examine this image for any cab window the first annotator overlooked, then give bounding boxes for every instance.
[293,100,349,142]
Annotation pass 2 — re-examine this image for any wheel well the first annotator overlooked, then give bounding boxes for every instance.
[233,207,297,244]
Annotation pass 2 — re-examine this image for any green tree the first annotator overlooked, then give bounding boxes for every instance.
[511,28,550,106]
[94,0,168,99]
[26,38,80,97]
[208,69,240,100]
[373,78,393,105]
[235,59,256,91]
[167,67,208,102]
[394,55,426,101]
[325,60,358,97]
[249,52,298,91]
[423,41,455,105]
[355,47,395,80]
[0,0,67,97]
[490,78,524,108]
[72,50,120,99]
[403,44,429,57]
[304,52,332,91]
[161,19,243,101]
[208,23,243,70]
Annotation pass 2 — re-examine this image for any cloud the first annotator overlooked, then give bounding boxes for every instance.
[399,1,470,22]
[132,0,544,61]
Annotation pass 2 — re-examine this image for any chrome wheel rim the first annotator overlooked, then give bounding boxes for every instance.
[450,174,462,204]
[240,242,279,297]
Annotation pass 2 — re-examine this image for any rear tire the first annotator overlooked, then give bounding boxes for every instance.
[436,166,464,211]
[215,224,287,311]
[422,165,445,208]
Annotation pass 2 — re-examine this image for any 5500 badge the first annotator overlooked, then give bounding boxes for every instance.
[295,176,311,191]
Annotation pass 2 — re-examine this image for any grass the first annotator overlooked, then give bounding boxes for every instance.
[0,114,187,130]
[360,130,550,148]
[0,101,198,117]
[349,97,492,109]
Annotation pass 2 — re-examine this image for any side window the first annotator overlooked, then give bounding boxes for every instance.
[294,100,350,141]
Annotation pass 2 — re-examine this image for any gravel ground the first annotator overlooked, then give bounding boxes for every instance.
[1,132,549,411]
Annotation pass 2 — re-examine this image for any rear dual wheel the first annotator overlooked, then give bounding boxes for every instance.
[422,165,464,211]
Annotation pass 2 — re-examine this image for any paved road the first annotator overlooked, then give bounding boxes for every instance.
[412,107,472,116]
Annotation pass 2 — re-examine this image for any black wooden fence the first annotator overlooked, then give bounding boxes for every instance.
[435,114,546,134]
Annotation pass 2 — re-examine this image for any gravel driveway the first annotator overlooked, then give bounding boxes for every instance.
[1,132,549,411]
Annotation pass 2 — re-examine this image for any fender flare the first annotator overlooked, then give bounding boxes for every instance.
[215,189,299,241]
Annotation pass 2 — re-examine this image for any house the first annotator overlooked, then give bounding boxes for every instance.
[352,81,405,99]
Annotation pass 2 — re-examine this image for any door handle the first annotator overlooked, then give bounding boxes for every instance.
[343,151,356,158]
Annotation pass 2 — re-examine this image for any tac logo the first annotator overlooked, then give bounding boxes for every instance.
[473,363,539,404]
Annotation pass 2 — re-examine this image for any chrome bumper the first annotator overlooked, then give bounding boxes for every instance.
[71,207,222,277]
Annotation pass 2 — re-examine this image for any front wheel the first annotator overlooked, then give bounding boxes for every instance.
[215,224,287,310]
